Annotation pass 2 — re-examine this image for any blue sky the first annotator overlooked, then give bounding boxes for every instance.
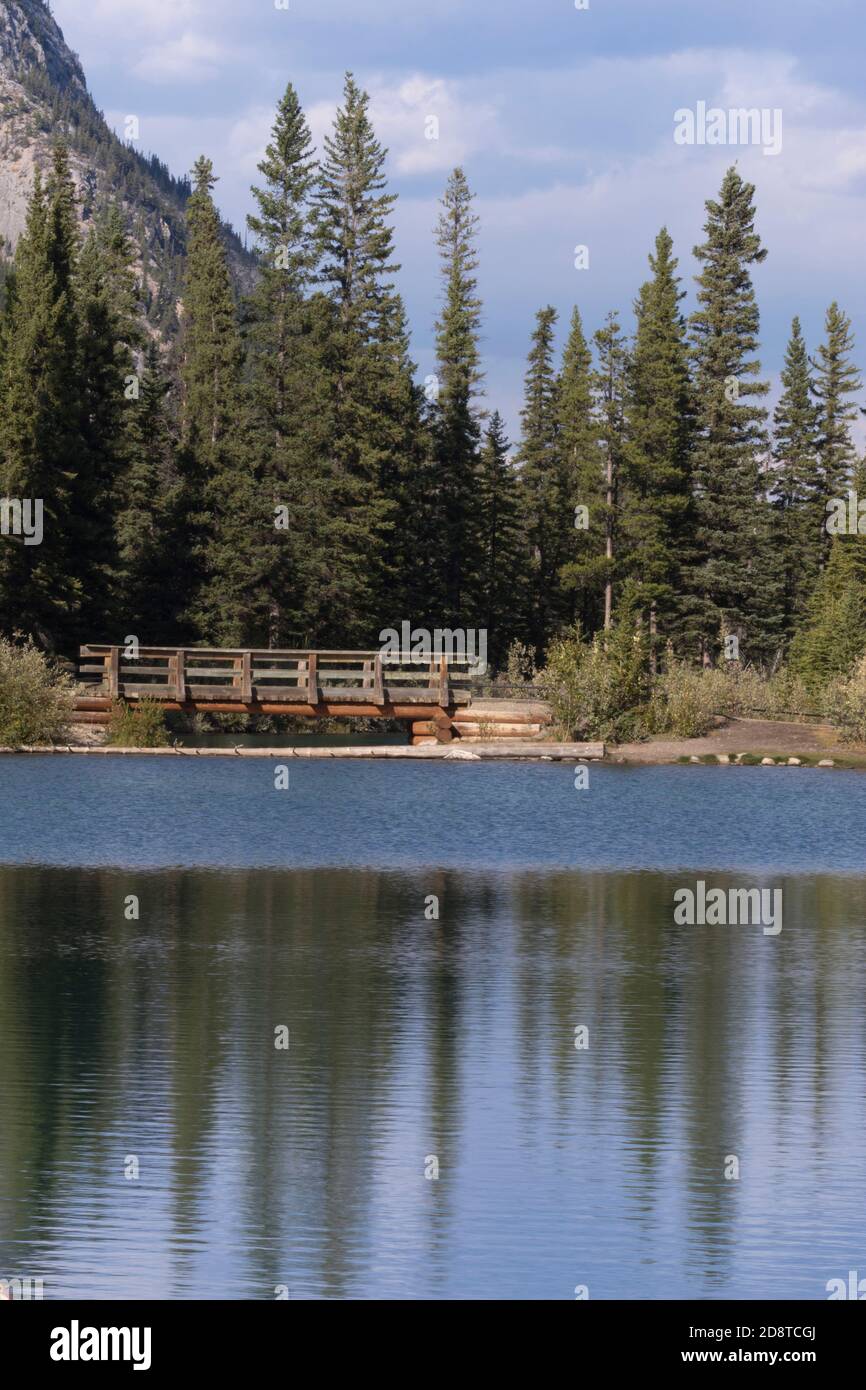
[51,0,866,442]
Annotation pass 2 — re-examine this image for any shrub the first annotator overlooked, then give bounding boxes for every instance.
[651,662,823,733]
[541,622,833,745]
[540,621,653,742]
[649,660,720,737]
[760,669,820,721]
[505,640,538,685]
[106,698,170,747]
[0,635,75,747]
[825,656,866,743]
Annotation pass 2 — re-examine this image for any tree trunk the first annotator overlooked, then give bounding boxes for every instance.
[604,448,614,629]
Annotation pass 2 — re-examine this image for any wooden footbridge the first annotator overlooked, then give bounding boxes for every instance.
[74,645,551,743]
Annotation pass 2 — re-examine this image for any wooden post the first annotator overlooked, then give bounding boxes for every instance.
[175,650,186,704]
[107,647,119,699]
[438,653,449,708]
[307,652,318,705]
[241,651,252,704]
[373,653,384,705]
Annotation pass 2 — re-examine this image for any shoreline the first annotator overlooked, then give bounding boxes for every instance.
[0,740,604,761]
[609,716,864,768]
[2,718,863,767]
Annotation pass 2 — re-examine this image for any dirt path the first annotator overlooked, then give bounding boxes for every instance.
[611,717,866,766]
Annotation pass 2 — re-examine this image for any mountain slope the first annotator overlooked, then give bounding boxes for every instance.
[0,0,253,332]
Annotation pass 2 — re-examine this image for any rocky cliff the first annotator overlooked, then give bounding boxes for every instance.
[0,0,251,332]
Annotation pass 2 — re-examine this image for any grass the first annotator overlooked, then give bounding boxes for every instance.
[106,699,171,748]
[670,750,866,768]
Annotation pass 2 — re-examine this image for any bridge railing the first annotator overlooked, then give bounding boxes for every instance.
[78,646,474,707]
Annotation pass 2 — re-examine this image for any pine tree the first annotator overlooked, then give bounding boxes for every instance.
[75,204,143,638]
[0,152,81,649]
[245,82,326,645]
[592,311,629,631]
[623,228,694,660]
[688,167,780,664]
[476,411,523,666]
[369,293,428,629]
[46,141,79,322]
[771,316,821,642]
[430,166,484,625]
[180,156,263,644]
[314,73,410,641]
[518,306,564,650]
[789,533,866,690]
[115,343,186,640]
[558,306,605,634]
[812,301,862,564]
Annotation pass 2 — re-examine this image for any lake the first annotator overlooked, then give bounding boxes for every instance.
[1,757,864,1299]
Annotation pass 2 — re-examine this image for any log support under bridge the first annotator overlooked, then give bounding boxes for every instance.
[75,699,458,743]
[75,646,473,742]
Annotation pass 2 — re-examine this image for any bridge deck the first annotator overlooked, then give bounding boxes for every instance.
[76,645,474,713]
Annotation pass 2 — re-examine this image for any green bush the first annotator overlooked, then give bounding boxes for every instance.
[825,656,866,743]
[759,669,819,720]
[542,636,827,745]
[540,621,653,742]
[0,636,75,747]
[106,698,170,747]
[649,660,720,737]
[505,640,538,685]
[650,661,823,735]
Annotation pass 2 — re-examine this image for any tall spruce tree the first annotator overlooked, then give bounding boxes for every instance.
[591,311,629,631]
[477,412,522,666]
[623,228,694,660]
[314,73,412,642]
[771,316,821,642]
[245,82,327,645]
[0,151,81,649]
[688,167,781,664]
[115,342,186,640]
[180,156,263,644]
[558,306,605,634]
[789,531,866,689]
[812,301,862,565]
[430,166,484,625]
[518,306,564,651]
[370,293,428,626]
[75,205,142,638]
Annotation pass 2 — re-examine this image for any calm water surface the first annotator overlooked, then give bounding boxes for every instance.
[0,757,864,1298]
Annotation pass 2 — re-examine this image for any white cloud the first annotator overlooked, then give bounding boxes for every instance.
[132,32,230,85]
[224,107,281,181]
[305,77,501,176]
[53,0,209,43]
[370,76,501,175]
